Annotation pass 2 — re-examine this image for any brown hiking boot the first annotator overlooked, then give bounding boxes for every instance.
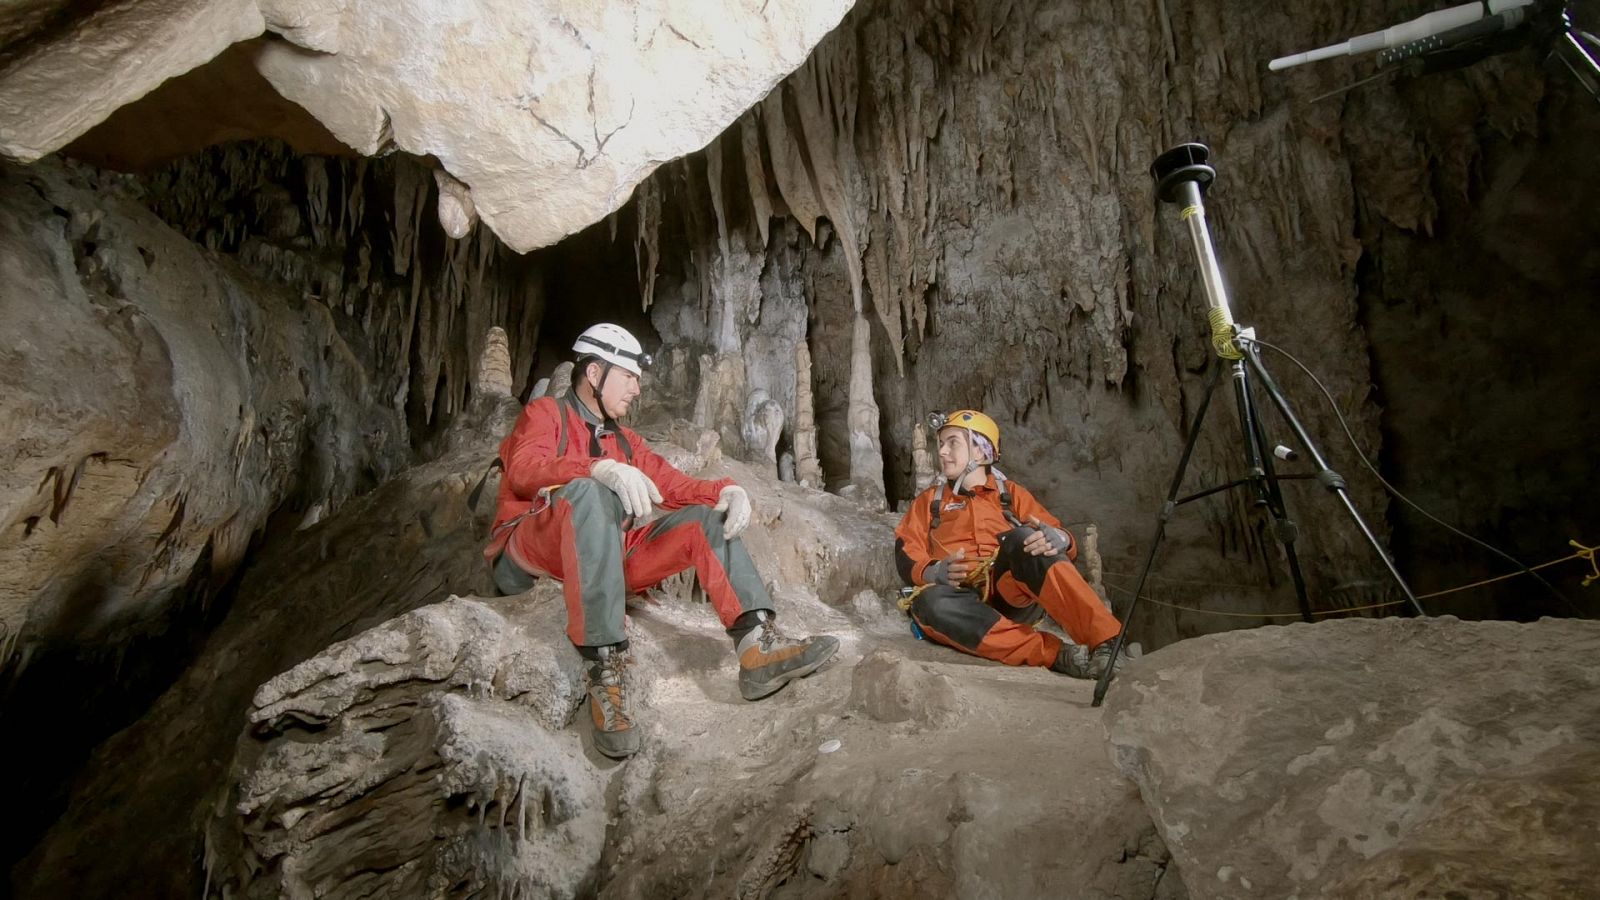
[1050,641,1094,679]
[585,646,641,759]
[736,619,839,700]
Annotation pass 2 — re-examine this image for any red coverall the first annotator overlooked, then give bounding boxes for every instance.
[484,394,773,647]
[893,474,1121,667]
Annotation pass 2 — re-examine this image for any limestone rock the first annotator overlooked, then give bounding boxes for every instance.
[0,0,266,160]
[251,0,856,252]
[218,595,606,899]
[15,439,506,899]
[742,388,785,468]
[0,158,404,660]
[474,326,514,399]
[2,2,856,254]
[1104,616,1600,899]
[433,166,479,240]
[846,647,959,727]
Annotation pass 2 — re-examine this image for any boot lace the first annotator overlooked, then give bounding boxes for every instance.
[590,653,632,727]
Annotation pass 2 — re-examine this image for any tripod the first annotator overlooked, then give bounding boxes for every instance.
[1090,144,1427,708]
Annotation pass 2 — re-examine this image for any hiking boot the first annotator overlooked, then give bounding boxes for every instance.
[1089,640,1138,678]
[736,620,840,701]
[1050,641,1094,679]
[585,646,641,759]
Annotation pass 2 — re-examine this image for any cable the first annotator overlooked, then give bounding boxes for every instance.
[1102,580,1408,619]
[1242,336,1582,616]
[1101,545,1593,615]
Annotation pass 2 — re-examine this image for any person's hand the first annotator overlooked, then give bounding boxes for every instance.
[925,549,973,585]
[1023,516,1072,557]
[714,485,752,538]
[590,458,663,517]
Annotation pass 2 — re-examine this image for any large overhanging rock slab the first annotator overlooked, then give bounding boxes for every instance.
[0,0,855,252]
[1104,616,1600,898]
[0,0,267,160]
[251,0,854,251]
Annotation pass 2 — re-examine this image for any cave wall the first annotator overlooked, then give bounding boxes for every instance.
[626,0,1600,642]
[0,158,412,662]
[1346,70,1600,622]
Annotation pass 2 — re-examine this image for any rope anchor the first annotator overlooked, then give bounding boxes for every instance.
[1571,539,1599,587]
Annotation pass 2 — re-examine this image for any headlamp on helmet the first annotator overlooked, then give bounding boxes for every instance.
[572,323,652,376]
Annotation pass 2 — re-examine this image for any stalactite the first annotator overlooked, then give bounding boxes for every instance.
[790,42,866,316]
[634,178,661,312]
[344,159,367,243]
[392,164,428,278]
[304,156,330,246]
[740,115,774,250]
[434,168,479,240]
[760,92,826,243]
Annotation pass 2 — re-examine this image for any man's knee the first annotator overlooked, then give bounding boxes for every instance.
[559,478,623,516]
[910,584,971,622]
[999,527,1069,590]
[680,503,727,541]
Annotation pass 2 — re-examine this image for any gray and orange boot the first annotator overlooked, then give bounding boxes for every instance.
[732,611,840,700]
[1050,641,1094,679]
[584,645,641,758]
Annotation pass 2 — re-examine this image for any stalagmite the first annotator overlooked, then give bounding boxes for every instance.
[845,314,887,506]
[792,342,824,490]
[691,354,746,458]
[475,327,514,399]
[1083,524,1112,611]
[911,420,936,490]
[742,389,785,471]
[546,362,573,400]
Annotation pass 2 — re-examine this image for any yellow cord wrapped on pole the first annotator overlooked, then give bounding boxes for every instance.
[1209,307,1243,360]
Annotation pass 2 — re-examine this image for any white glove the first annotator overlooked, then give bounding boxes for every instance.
[713,484,752,539]
[590,458,663,517]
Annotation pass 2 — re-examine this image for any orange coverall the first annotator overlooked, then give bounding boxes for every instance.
[893,474,1121,667]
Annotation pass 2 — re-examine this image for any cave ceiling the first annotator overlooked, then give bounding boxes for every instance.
[0,0,857,250]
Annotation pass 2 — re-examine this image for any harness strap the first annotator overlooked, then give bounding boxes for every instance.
[558,391,634,462]
[926,468,1021,553]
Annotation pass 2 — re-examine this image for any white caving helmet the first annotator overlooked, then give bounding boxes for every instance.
[572,323,652,377]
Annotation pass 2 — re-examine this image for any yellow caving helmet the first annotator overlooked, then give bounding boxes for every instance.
[933,408,1001,461]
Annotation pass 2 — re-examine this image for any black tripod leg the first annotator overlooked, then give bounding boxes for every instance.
[1227,360,1271,508]
[1242,346,1427,617]
[1093,360,1224,708]
[1240,366,1315,622]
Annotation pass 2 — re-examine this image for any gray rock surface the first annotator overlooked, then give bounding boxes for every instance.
[219,585,1184,899]
[0,0,857,253]
[220,596,607,899]
[1104,616,1600,899]
[0,158,404,662]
